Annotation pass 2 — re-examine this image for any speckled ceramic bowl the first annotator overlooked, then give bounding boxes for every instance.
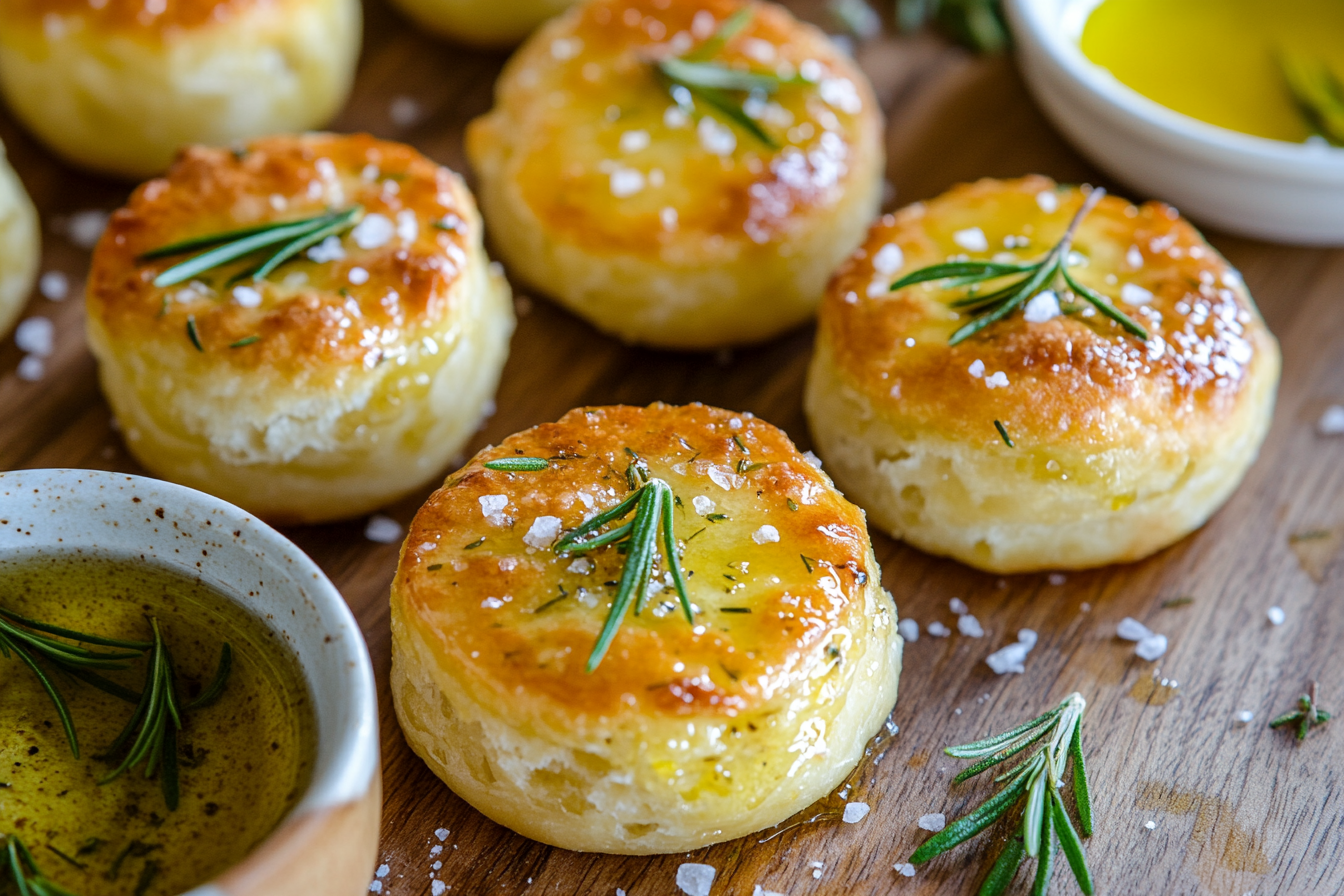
[0,468,380,896]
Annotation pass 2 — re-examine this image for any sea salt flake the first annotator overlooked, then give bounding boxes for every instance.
[364,515,403,544]
[1127,245,1144,268]
[1144,820,1157,830]
[918,813,946,832]
[1023,289,1061,323]
[1017,628,1038,649]
[431,881,447,896]
[434,828,449,841]
[232,285,263,308]
[568,558,593,574]
[16,355,45,382]
[752,525,780,544]
[1135,633,1168,661]
[430,845,443,856]
[376,865,390,878]
[368,882,382,893]
[1267,606,1286,625]
[1036,191,1059,213]
[14,317,54,357]
[1121,283,1154,306]
[803,451,823,470]
[968,359,985,378]
[843,802,870,823]
[348,266,369,285]
[67,209,109,249]
[479,494,509,517]
[752,887,786,896]
[389,95,422,127]
[1235,710,1254,723]
[307,234,346,263]
[895,862,916,877]
[897,618,919,642]
[1117,617,1152,641]
[1317,405,1344,435]
[522,516,562,549]
[692,495,716,516]
[1048,573,1067,585]
[872,243,904,275]
[957,614,984,637]
[676,862,716,896]
[927,621,951,637]
[39,271,69,301]
[953,227,989,253]
[985,641,1030,675]
[550,36,582,60]
[609,166,646,198]
[396,209,419,243]
[620,129,650,153]
[985,371,1009,389]
[707,465,735,491]
[352,213,395,250]
[698,116,736,156]
[949,597,968,615]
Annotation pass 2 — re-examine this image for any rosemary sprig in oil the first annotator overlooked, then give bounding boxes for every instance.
[0,607,150,757]
[1279,53,1344,146]
[143,205,364,288]
[3,834,80,896]
[909,693,1094,895]
[889,187,1149,346]
[1269,681,1332,741]
[553,464,693,673]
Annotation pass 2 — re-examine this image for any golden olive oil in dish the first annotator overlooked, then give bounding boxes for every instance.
[0,555,315,896]
[1080,0,1344,142]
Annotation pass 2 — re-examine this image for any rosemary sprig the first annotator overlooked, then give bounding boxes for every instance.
[888,187,1149,346]
[1279,54,1344,146]
[994,420,1014,447]
[655,8,797,149]
[554,476,693,673]
[145,205,364,288]
[897,0,1009,54]
[910,693,1093,895]
[3,835,80,896]
[484,457,550,472]
[1269,682,1332,741]
[0,607,151,757]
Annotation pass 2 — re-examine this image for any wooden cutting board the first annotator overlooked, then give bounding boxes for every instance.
[2,2,1342,893]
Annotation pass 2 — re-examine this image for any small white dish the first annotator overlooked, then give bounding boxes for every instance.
[0,469,381,896]
[1006,0,1344,245]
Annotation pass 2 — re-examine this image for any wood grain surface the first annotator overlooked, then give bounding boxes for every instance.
[2,2,1342,894]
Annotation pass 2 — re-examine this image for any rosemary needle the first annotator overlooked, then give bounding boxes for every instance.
[3,834,80,896]
[484,457,549,472]
[1269,681,1333,741]
[889,187,1149,346]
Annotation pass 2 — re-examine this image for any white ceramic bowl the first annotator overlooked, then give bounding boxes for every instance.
[1006,0,1344,245]
[0,468,380,896]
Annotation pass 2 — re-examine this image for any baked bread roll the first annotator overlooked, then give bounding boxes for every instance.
[466,0,884,349]
[0,0,360,179]
[806,176,1281,573]
[85,133,514,524]
[391,403,901,853]
[388,0,577,46]
[0,139,39,341]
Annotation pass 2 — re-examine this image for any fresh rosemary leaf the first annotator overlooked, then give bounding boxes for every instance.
[186,316,204,352]
[1051,790,1093,894]
[3,834,80,896]
[99,619,186,810]
[953,724,1052,783]
[1270,682,1333,741]
[139,219,288,261]
[684,6,754,61]
[909,770,1032,863]
[979,835,1026,896]
[1069,719,1092,835]
[658,58,781,93]
[585,489,661,672]
[787,498,798,511]
[0,608,150,650]
[660,489,694,624]
[890,261,1032,292]
[187,643,232,710]
[944,706,1062,758]
[1279,53,1344,146]
[1023,770,1047,855]
[249,206,362,281]
[484,457,550,472]
[682,82,778,148]
[1061,268,1149,340]
[464,537,486,550]
[948,259,1055,345]
[1030,802,1055,896]
[228,335,260,349]
[3,635,80,757]
[556,490,644,551]
[994,420,1014,448]
[560,521,635,555]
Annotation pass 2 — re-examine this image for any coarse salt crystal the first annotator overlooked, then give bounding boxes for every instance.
[609,166,645,198]
[348,266,370,285]
[819,77,862,114]
[949,597,968,615]
[676,862,716,896]
[39,271,69,301]
[698,116,736,156]
[479,494,508,517]
[1036,191,1059,213]
[352,213,394,250]
[397,209,419,243]
[1017,628,1038,649]
[430,845,443,856]
[985,371,1009,389]
[918,813,946,832]
[957,614,984,637]
[1236,710,1254,723]
[1135,633,1168,661]
[1126,245,1144,268]
[1144,820,1157,830]
[968,359,985,378]
[16,355,44,381]
[1317,405,1344,436]
[568,558,593,574]
[14,317,54,357]
[307,234,346,263]
[232,285,263,308]
[1117,617,1152,641]
[369,882,382,893]
[843,802,870,823]
[1023,289,1061,323]
[752,525,780,544]
[389,95,422,127]
[523,516,562,549]
[872,243,904,275]
[895,862,916,877]
[434,828,449,841]
[550,36,582,59]
[1048,573,1067,585]
[897,618,919,642]
[752,887,786,896]
[953,227,989,253]
[67,209,109,249]
[927,621,951,637]
[481,596,504,609]
[375,865,389,878]
[431,881,447,896]
[364,515,403,544]
[619,129,650,153]
[985,641,1030,675]
[803,451,823,470]
[692,495,716,516]
[1121,283,1154,305]
[1267,606,1285,625]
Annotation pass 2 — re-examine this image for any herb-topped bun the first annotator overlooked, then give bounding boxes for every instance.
[806,176,1281,573]
[466,0,884,349]
[0,139,39,341]
[85,133,515,524]
[0,0,360,179]
[390,403,901,853]
[388,0,577,46]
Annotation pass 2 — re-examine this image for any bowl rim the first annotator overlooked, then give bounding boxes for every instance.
[1007,0,1344,178]
[0,468,379,895]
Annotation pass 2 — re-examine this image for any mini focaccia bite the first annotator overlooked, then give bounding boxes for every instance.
[0,0,361,179]
[388,0,578,46]
[466,0,884,349]
[391,403,901,854]
[806,176,1281,573]
[85,133,515,524]
[0,139,39,341]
